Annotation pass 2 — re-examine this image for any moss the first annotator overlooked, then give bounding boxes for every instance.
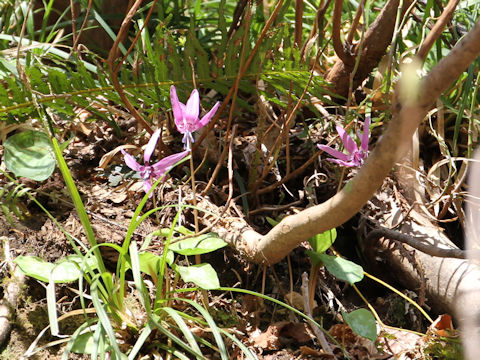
[424,335,463,360]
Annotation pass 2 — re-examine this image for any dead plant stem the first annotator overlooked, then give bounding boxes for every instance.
[72,0,93,56]
[201,3,251,194]
[301,272,335,356]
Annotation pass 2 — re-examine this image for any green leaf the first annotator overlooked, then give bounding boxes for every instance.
[70,332,99,354]
[4,130,56,181]
[176,263,220,290]
[137,251,173,277]
[342,309,377,342]
[308,228,337,253]
[169,233,227,256]
[306,252,364,284]
[14,255,97,283]
[266,216,279,227]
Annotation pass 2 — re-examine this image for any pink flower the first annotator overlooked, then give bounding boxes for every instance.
[170,85,220,150]
[121,130,188,196]
[317,117,370,167]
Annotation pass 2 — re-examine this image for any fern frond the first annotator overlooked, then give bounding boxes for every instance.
[0,181,32,225]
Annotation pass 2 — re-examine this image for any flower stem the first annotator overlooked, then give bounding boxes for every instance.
[189,153,209,306]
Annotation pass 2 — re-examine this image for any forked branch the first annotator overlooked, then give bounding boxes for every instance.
[205,19,480,265]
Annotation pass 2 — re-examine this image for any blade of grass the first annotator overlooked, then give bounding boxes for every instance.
[150,315,206,358]
[51,138,110,289]
[179,299,229,360]
[92,323,106,360]
[156,344,191,360]
[453,64,475,156]
[128,321,153,360]
[129,240,152,313]
[0,34,97,71]
[90,276,124,359]
[161,307,203,357]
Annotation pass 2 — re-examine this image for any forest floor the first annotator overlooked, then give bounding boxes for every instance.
[0,115,463,359]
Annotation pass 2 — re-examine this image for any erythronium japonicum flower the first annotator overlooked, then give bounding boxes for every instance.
[121,130,188,197]
[170,85,220,151]
[317,117,370,167]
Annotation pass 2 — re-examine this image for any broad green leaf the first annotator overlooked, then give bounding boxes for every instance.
[176,264,220,290]
[306,252,364,284]
[4,130,56,181]
[169,233,227,256]
[71,332,98,354]
[137,251,173,277]
[14,255,98,283]
[308,228,337,253]
[342,309,377,342]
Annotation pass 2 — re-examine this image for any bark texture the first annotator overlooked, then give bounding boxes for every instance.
[325,0,413,98]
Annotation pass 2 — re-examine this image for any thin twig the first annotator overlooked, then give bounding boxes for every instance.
[173,126,238,243]
[251,49,321,195]
[193,0,286,152]
[70,0,78,53]
[294,0,303,47]
[346,0,365,44]
[72,0,93,55]
[106,0,155,134]
[201,3,252,195]
[416,0,460,62]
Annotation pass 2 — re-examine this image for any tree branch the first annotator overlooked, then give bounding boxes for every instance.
[204,19,480,265]
[416,0,460,61]
[325,0,412,98]
[366,227,474,259]
[332,0,352,65]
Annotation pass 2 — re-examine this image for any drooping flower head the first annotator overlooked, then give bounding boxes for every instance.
[317,117,370,167]
[170,85,220,151]
[121,130,188,197]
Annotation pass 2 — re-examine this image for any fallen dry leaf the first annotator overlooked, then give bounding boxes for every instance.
[250,321,314,350]
[378,327,422,357]
[429,314,454,337]
[300,345,334,358]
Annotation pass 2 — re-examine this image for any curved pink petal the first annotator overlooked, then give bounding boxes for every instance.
[336,125,358,154]
[143,179,153,197]
[356,130,363,142]
[170,85,184,124]
[196,101,220,131]
[144,130,160,164]
[361,116,370,153]
[173,103,187,133]
[185,89,200,123]
[121,150,141,171]
[151,150,189,177]
[328,158,357,167]
[318,144,350,162]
